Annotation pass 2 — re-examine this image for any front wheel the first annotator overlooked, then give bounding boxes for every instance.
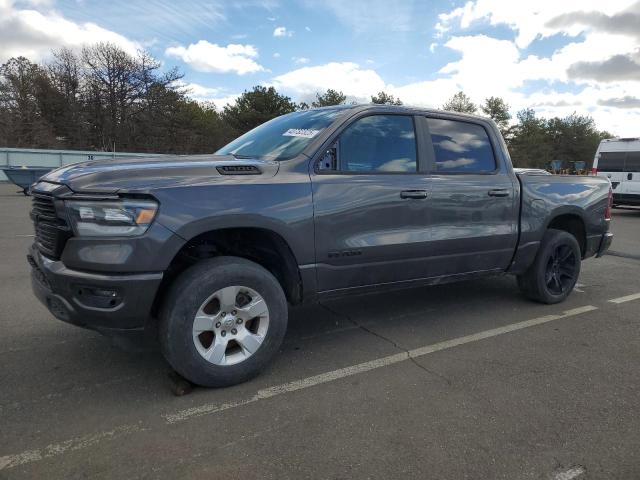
[517,229,581,304]
[159,256,288,387]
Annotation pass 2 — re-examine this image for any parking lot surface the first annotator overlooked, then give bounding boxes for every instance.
[1,183,639,479]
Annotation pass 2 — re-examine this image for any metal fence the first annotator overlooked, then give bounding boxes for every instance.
[0,148,167,182]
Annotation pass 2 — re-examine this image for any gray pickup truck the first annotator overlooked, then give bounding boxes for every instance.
[28,105,613,387]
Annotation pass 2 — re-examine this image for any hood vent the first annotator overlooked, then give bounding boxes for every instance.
[217,165,261,175]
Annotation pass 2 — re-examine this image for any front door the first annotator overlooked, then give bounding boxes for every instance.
[311,114,432,293]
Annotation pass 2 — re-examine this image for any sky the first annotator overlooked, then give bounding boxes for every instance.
[1,0,639,136]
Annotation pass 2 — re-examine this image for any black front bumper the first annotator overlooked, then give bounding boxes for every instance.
[28,245,163,335]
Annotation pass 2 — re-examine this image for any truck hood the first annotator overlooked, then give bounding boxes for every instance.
[41,154,279,193]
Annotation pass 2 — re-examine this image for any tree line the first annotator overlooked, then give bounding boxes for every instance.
[0,43,611,168]
[441,91,611,170]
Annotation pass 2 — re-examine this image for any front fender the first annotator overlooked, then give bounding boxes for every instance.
[153,182,315,266]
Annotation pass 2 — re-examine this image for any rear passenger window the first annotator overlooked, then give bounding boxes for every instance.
[625,152,640,172]
[426,118,496,173]
[338,115,417,173]
[598,152,626,172]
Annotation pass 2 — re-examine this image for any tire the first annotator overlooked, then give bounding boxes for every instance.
[159,256,288,387]
[517,229,581,304]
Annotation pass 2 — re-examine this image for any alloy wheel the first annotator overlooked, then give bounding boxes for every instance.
[192,285,270,366]
[545,244,578,295]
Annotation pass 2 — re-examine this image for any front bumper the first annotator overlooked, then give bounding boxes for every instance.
[28,245,163,334]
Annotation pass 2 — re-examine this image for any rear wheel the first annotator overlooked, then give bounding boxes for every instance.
[159,256,288,387]
[517,229,581,304]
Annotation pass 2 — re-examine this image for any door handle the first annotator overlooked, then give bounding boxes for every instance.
[488,189,510,197]
[400,190,428,199]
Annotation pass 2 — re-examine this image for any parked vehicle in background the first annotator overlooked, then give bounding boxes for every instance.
[27,105,613,387]
[593,137,640,206]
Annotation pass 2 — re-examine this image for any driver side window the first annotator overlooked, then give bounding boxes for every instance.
[326,115,417,173]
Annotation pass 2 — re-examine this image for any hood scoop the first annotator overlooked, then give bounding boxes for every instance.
[216,164,262,175]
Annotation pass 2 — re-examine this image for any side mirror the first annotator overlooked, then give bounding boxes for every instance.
[319,146,337,171]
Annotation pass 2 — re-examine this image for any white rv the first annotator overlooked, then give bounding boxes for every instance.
[592,138,640,206]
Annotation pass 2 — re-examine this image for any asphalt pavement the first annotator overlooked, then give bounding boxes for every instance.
[0,183,639,480]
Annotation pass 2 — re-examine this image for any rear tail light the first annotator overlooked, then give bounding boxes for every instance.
[605,187,613,220]
[591,167,598,176]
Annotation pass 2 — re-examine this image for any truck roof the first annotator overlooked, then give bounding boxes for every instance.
[317,104,495,123]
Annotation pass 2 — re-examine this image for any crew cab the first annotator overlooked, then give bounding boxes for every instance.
[28,105,613,387]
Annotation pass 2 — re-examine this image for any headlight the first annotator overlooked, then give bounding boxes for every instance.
[65,199,158,237]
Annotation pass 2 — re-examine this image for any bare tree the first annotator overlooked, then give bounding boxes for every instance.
[0,56,56,147]
[81,42,182,150]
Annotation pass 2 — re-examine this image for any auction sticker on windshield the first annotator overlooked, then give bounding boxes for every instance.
[282,128,320,138]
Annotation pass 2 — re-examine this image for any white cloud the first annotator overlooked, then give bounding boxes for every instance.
[273,52,281,58]
[434,0,636,48]
[273,26,293,37]
[272,62,386,100]
[165,40,264,75]
[271,17,640,135]
[176,82,221,100]
[175,81,239,109]
[305,26,311,32]
[0,0,140,62]
[424,0,640,135]
[208,94,240,110]
[292,56,310,64]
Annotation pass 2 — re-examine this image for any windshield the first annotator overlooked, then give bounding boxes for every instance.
[216,107,348,160]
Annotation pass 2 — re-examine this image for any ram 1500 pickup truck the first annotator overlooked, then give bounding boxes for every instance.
[28,105,613,387]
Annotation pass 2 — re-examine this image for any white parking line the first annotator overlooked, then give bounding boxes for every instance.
[164,304,598,424]
[608,292,640,304]
[0,303,602,470]
[0,424,144,471]
[553,466,585,480]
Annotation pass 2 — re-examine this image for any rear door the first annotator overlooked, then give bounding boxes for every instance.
[623,150,640,196]
[423,116,519,276]
[596,149,626,193]
[311,113,433,292]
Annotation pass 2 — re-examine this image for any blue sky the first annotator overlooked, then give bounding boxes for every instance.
[2,0,640,134]
[54,0,455,92]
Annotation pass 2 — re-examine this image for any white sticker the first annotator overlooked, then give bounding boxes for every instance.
[283,128,320,138]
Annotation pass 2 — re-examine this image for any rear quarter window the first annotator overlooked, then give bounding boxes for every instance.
[426,118,496,173]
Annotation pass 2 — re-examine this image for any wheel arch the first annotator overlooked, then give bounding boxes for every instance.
[545,210,587,257]
[151,226,303,317]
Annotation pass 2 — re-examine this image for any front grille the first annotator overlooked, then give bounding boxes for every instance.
[31,193,71,259]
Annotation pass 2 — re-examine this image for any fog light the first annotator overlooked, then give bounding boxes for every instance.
[92,288,118,297]
[75,285,122,309]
